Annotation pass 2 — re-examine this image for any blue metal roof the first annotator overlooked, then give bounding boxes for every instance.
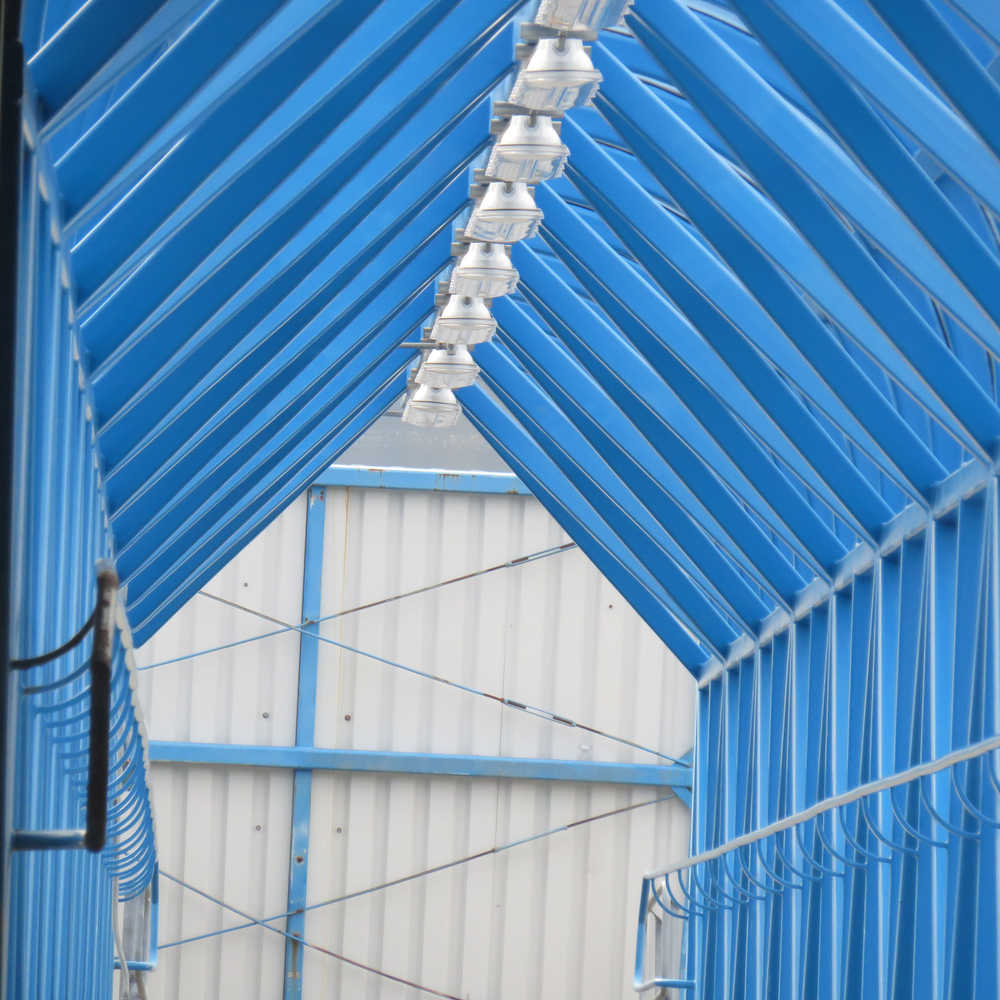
[22,0,1000,671]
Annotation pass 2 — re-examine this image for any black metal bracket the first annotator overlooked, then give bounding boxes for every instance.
[12,563,119,853]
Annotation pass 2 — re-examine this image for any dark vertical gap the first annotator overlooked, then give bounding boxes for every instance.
[0,0,23,996]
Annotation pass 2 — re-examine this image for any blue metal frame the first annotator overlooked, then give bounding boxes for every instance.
[313,466,530,495]
[12,0,1000,995]
[282,485,325,1000]
[149,741,693,788]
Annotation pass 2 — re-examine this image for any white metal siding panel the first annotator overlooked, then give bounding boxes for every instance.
[136,497,307,747]
[135,483,696,1000]
[146,764,292,1000]
[302,776,689,1000]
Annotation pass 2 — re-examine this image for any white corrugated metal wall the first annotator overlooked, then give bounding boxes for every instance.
[135,476,695,999]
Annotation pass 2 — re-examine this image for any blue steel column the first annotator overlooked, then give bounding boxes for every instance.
[283,486,326,1000]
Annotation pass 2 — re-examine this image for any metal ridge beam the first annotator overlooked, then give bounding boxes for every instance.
[313,466,530,495]
[148,741,693,788]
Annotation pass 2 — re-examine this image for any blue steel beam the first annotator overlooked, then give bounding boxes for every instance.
[864,0,1000,161]
[129,369,409,644]
[593,35,995,460]
[720,0,1000,346]
[556,125,937,504]
[77,2,517,372]
[116,329,423,594]
[511,244,846,575]
[26,0,166,119]
[534,177,898,536]
[477,341,740,653]
[112,299,428,578]
[104,191,462,535]
[756,1,1000,220]
[460,385,711,669]
[68,0,390,295]
[946,0,1000,46]
[495,298,796,609]
[121,344,416,608]
[148,741,693,788]
[53,0,287,217]
[509,257,819,589]
[72,0,519,308]
[494,302,781,616]
[84,36,510,426]
[631,0,1000,353]
[283,486,325,1000]
[536,176,913,530]
[313,467,530,495]
[95,105,490,470]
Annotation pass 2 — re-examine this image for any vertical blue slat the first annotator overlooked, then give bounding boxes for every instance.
[283,486,326,1000]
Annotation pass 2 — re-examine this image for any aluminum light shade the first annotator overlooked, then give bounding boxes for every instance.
[466,181,543,244]
[401,384,461,428]
[449,242,519,299]
[431,294,498,345]
[507,37,602,113]
[535,0,634,30]
[415,344,480,390]
[485,114,569,183]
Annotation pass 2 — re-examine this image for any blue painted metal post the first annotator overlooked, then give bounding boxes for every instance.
[283,486,326,1000]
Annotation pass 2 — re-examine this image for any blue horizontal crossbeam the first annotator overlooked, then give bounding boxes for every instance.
[313,466,530,495]
[148,741,692,788]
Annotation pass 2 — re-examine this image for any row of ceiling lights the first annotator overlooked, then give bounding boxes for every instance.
[401,0,632,428]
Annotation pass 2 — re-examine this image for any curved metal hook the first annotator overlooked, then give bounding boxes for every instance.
[659,874,698,919]
[707,856,748,906]
[689,862,734,912]
[812,811,868,869]
[888,784,948,848]
[835,804,891,863]
[793,820,843,877]
[753,839,803,890]
[733,843,781,897]
[722,850,767,903]
[772,829,822,882]
[858,796,918,856]
[949,760,1000,828]
[918,773,981,839]
[673,868,711,916]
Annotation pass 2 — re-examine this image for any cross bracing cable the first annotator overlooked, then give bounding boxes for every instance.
[137,541,577,671]
[159,871,465,1000]
[159,793,671,951]
[190,588,684,765]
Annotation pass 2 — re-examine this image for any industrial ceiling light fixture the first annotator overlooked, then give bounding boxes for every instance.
[431,293,498,345]
[401,384,462,428]
[466,181,543,243]
[535,0,634,31]
[507,36,602,112]
[449,242,519,299]
[486,114,569,184]
[415,344,480,389]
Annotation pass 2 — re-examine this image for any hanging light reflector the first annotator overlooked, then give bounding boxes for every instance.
[402,384,461,428]
[466,181,543,244]
[486,114,569,184]
[508,37,601,112]
[415,344,480,390]
[535,0,633,30]
[431,294,498,345]
[449,243,519,299]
